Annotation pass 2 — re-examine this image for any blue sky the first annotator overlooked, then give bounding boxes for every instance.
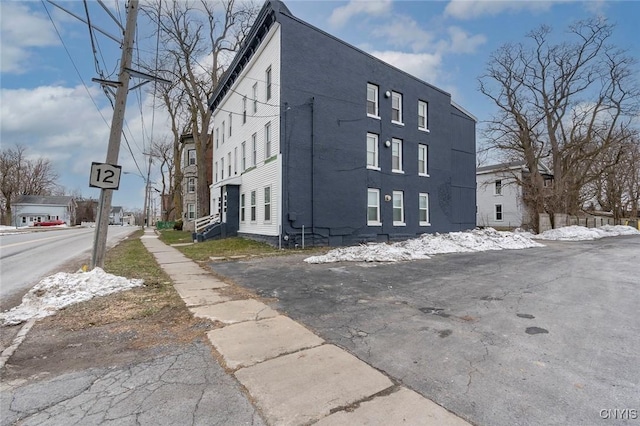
[1,0,638,211]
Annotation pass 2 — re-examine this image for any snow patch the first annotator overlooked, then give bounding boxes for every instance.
[1,268,144,326]
[534,225,640,241]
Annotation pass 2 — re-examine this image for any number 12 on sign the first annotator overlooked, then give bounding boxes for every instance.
[89,162,122,190]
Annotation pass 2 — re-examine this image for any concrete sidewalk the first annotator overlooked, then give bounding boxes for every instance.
[142,230,471,425]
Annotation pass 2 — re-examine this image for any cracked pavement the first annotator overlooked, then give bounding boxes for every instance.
[1,341,264,426]
[212,235,640,426]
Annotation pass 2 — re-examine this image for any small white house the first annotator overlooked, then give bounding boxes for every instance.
[12,195,75,227]
[476,161,552,229]
[110,206,124,225]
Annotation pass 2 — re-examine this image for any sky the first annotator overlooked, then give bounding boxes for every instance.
[1,0,639,211]
[2,224,638,325]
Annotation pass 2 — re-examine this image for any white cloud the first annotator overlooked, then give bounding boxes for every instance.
[444,0,556,20]
[442,26,487,54]
[370,50,442,84]
[374,15,436,52]
[329,0,392,27]
[0,2,60,73]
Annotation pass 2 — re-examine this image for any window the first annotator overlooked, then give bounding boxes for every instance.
[265,122,272,158]
[266,66,272,100]
[392,91,403,124]
[215,128,219,148]
[392,138,403,172]
[229,113,232,137]
[221,157,225,179]
[367,188,381,226]
[240,193,245,222]
[252,83,258,113]
[221,121,225,144]
[242,96,247,124]
[234,147,238,175]
[366,133,379,169]
[495,204,503,221]
[251,133,257,166]
[393,191,405,225]
[495,179,502,195]
[187,149,196,166]
[264,187,271,222]
[187,203,195,220]
[215,162,218,182]
[187,177,196,193]
[250,190,257,221]
[227,152,232,176]
[418,144,428,176]
[367,83,379,117]
[418,101,428,131]
[419,193,430,226]
[241,142,246,172]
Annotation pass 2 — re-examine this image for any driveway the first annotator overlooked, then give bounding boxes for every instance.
[212,236,640,426]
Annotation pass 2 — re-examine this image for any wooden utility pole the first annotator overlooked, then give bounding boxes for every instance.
[91,0,139,269]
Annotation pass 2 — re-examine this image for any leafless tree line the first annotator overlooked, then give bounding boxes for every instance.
[479,18,640,231]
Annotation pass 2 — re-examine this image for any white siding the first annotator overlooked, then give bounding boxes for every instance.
[476,170,525,228]
[211,24,281,237]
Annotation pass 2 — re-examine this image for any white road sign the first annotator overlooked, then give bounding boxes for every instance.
[89,162,122,190]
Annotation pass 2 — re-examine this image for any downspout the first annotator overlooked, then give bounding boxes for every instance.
[311,97,315,241]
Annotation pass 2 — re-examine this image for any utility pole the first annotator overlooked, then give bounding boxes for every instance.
[91,0,139,269]
[142,155,152,229]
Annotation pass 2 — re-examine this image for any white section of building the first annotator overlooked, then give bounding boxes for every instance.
[211,23,281,237]
[476,165,527,228]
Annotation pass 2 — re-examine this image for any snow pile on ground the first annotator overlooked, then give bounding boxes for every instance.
[534,225,640,241]
[1,268,144,326]
[305,228,545,264]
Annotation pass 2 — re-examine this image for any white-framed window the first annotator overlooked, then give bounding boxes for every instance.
[266,66,272,100]
[366,133,379,169]
[419,193,430,226]
[250,190,257,222]
[187,177,196,193]
[221,157,225,180]
[495,179,502,195]
[215,128,219,148]
[418,101,429,132]
[221,121,225,144]
[253,83,258,113]
[242,96,247,124]
[227,152,232,176]
[241,141,246,172]
[392,138,403,173]
[393,191,405,226]
[214,162,218,182]
[418,100,428,131]
[392,91,403,124]
[418,144,428,176]
[367,83,379,118]
[187,203,195,220]
[228,113,232,137]
[367,188,381,226]
[264,186,271,222]
[240,193,246,222]
[495,204,503,221]
[251,133,257,166]
[265,121,272,158]
[234,147,238,175]
[187,149,196,166]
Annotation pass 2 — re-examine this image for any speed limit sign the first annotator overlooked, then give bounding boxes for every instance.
[89,162,122,190]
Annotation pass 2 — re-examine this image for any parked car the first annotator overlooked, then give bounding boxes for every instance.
[33,220,65,227]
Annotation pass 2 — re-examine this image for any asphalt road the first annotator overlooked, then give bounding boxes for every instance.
[212,236,640,426]
[0,226,136,310]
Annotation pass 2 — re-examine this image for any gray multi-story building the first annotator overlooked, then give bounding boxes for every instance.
[203,0,476,247]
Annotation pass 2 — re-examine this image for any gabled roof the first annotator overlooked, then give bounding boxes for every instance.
[477,161,552,176]
[14,195,74,206]
[111,206,124,214]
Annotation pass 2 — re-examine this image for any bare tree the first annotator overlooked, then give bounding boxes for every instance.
[150,137,177,220]
[480,18,639,231]
[142,0,258,219]
[0,144,60,225]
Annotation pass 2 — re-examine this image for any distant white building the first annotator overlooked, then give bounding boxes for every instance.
[110,206,124,225]
[12,195,75,227]
[476,161,552,229]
